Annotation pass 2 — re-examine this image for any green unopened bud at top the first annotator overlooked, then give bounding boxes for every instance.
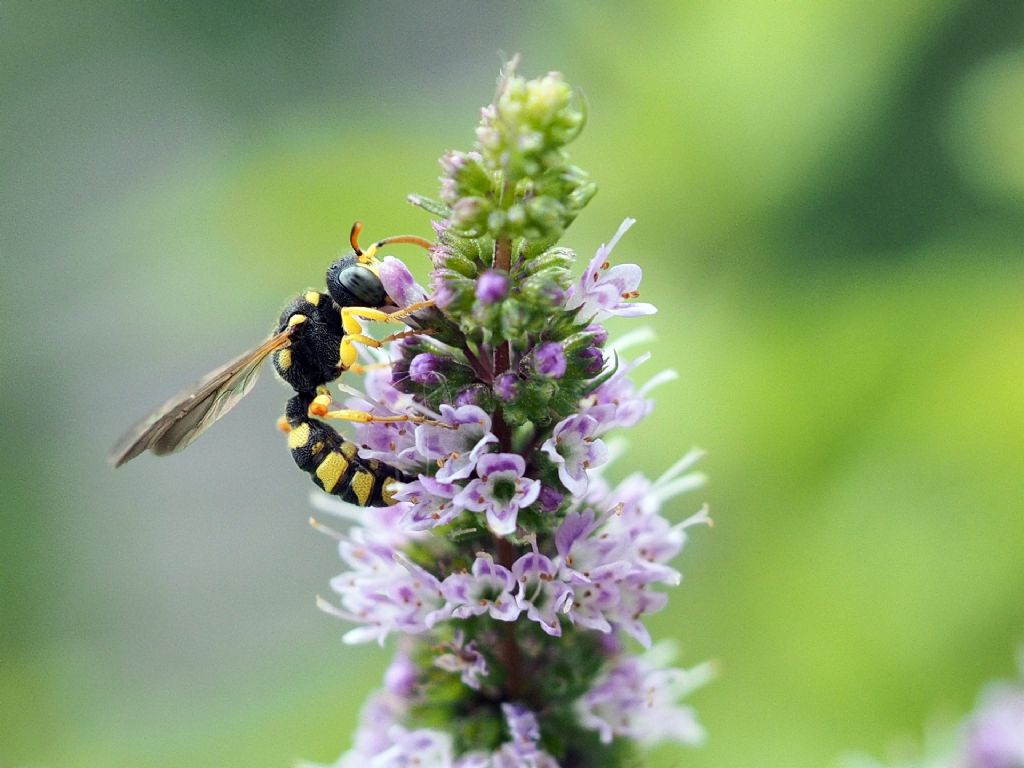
[476,71,585,182]
[414,64,596,250]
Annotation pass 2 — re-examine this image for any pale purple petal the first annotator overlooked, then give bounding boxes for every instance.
[379,255,428,307]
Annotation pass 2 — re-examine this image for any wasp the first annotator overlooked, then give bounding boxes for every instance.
[109,222,438,507]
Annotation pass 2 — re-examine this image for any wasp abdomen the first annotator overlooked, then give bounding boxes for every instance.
[285,394,406,507]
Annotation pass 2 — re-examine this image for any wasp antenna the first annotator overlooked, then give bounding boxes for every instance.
[371,234,434,255]
[349,221,364,256]
[360,233,433,264]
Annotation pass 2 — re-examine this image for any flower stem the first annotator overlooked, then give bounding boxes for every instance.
[492,234,513,382]
[492,234,514,450]
[493,234,512,272]
[492,232,524,701]
[495,535,524,700]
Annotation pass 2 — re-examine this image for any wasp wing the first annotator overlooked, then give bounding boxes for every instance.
[108,329,294,467]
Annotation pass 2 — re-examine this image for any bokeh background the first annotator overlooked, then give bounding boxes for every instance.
[3,2,1023,767]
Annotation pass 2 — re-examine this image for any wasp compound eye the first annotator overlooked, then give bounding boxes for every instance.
[326,257,388,308]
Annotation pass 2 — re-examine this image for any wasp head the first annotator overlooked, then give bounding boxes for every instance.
[326,255,389,309]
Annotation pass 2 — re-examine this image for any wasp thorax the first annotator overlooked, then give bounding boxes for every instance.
[326,255,388,308]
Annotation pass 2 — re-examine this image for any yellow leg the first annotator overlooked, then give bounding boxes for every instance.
[338,300,438,370]
[343,361,394,376]
[341,300,437,334]
[309,390,334,418]
[319,407,449,428]
[308,390,447,427]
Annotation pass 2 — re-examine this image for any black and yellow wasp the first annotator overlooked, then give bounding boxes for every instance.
[109,223,436,507]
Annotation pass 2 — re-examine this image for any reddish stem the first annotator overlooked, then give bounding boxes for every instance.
[491,233,522,701]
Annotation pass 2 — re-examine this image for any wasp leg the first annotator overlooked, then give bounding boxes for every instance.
[318,407,450,428]
[339,300,438,370]
[306,391,448,428]
[343,360,395,376]
[340,330,422,370]
[342,300,437,331]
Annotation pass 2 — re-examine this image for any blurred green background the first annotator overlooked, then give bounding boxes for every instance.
[3,2,1023,766]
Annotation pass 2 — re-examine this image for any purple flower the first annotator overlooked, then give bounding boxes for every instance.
[586,323,609,346]
[534,342,567,378]
[321,540,445,645]
[393,476,460,531]
[579,352,659,433]
[575,651,711,748]
[434,630,489,690]
[383,651,419,697]
[430,218,449,239]
[512,550,572,637]
[540,414,609,496]
[414,404,498,482]
[440,149,470,176]
[333,699,559,768]
[503,702,541,746]
[346,367,420,471]
[454,384,486,407]
[409,353,443,384]
[565,218,657,322]
[553,508,683,645]
[561,567,623,635]
[476,270,509,304]
[494,373,518,401]
[372,726,455,766]
[554,509,609,574]
[333,653,415,765]
[538,485,564,512]
[365,364,416,412]
[597,453,709,577]
[379,256,428,308]
[454,453,541,536]
[577,345,605,376]
[440,553,520,621]
[309,492,410,550]
[605,577,669,648]
[491,704,560,768]
[353,417,420,472]
[964,682,1024,768]
[430,272,457,310]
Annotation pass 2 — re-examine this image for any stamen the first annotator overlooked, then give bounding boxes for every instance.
[309,516,345,540]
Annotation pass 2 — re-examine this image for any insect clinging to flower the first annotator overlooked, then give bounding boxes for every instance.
[109,222,442,507]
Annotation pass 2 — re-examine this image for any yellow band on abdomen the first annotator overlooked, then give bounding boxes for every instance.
[316,452,350,493]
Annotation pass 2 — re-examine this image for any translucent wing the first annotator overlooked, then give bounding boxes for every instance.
[108,328,294,467]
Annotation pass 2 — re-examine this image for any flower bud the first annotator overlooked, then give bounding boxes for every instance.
[538,485,564,512]
[586,324,609,346]
[454,384,488,408]
[409,353,444,385]
[534,342,567,379]
[476,270,509,304]
[494,373,519,401]
[577,346,605,376]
